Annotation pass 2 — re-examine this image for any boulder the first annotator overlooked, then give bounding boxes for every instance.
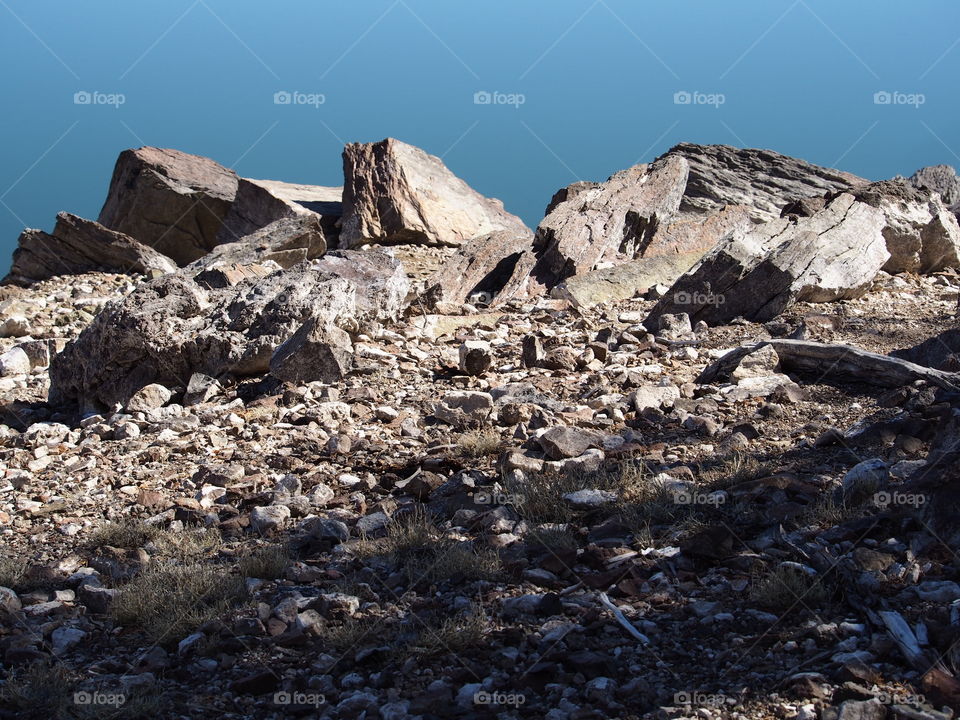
[190,215,327,273]
[846,180,960,274]
[5,212,177,285]
[901,164,960,213]
[538,427,599,460]
[527,155,689,290]
[340,138,528,248]
[641,205,754,258]
[661,143,866,221]
[646,193,888,327]
[269,318,354,385]
[97,147,239,265]
[49,252,408,410]
[421,230,538,308]
[312,249,410,322]
[217,178,342,246]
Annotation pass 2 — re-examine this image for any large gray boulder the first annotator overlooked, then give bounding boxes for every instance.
[646,193,888,327]
[340,138,529,248]
[4,212,176,285]
[527,155,689,291]
[188,215,327,273]
[49,251,408,410]
[216,178,342,246]
[902,164,960,212]
[97,147,239,265]
[661,143,867,221]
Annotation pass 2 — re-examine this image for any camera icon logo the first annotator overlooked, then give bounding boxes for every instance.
[474,91,492,105]
[274,91,292,105]
[674,91,692,105]
[874,91,892,105]
[74,91,92,105]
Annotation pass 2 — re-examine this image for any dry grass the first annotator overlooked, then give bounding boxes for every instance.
[0,555,26,590]
[87,520,161,550]
[237,543,291,580]
[749,564,830,612]
[457,428,502,458]
[411,608,487,657]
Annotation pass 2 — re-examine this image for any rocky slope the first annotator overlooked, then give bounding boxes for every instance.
[2,141,960,720]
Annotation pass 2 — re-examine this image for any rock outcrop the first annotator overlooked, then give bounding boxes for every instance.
[4,212,177,285]
[646,193,888,327]
[527,155,689,291]
[188,215,327,273]
[97,147,239,265]
[902,164,960,212]
[661,143,866,221]
[339,138,528,248]
[216,178,342,246]
[49,252,408,410]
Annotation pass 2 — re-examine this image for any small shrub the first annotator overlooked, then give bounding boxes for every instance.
[238,544,290,580]
[458,429,502,458]
[749,564,830,612]
[87,520,160,550]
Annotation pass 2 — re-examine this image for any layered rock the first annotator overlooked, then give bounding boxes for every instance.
[97,147,239,265]
[340,138,528,248]
[902,165,960,212]
[661,143,866,221]
[421,230,537,308]
[189,215,327,273]
[646,193,888,327]
[527,155,689,291]
[216,178,342,246]
[49,252,408,410]
[4,212,176,285]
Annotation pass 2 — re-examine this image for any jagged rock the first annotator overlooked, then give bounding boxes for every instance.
[902,165,960,212]
[270,318,354,385]
[190,215,327,273]
[551,251,702,309]
[646,194,888,327]
[640,204,755,260]
[125,383,172,413]
[49,252,408,410]
[846,180,960,274]
[458,340,492,376]
[662,143,866,221]
[527,155,689,290]
[311,249,410,322]
[422,230,537,308]
[538,427,599,460]
[217,178,342,246]
[433,391,494,427]
[5,212,177,285]
[250,504,290,534]
[0,347,31,377]
[340,138,528,248]
[631,384,681,411]
[97,147,239,265]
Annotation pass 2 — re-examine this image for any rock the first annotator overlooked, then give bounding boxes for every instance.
[0,347,31,376]
[270,318,353,385]
[847,180,960,273]
[51,626,86,655]
[730,345,781,381]
[0,586,21,613]
[77,584,119,614]
[551,251,703,309]
[902,164,960,213]
[191,215,327,273]
[433,391,494,428]
[657,313,692,341]
[646,194,888,327]
[631,384,680,411]
[340,138,528,248]
[97,147,239,265]
[183,373,220,406]
[842,459,889,496]
[563,489,617,509]
[662,143,866,221]
[304,517,350,545]
[125,383,173,413]
[458,340,492,376]
[892,327,960,371]
[0,316,30,338]
[50,254,407,410]
[538,427,599,460]
[642,204,755,257]
[250,505,291,534]
[311,249,410,322]
[217,177,341,245]
[527,155,688,290]
[5,212,177,285]
[422,230,538,308]
[836,699,885,720]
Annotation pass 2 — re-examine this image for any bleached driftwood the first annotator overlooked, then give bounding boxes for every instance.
[599,592,650,645]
